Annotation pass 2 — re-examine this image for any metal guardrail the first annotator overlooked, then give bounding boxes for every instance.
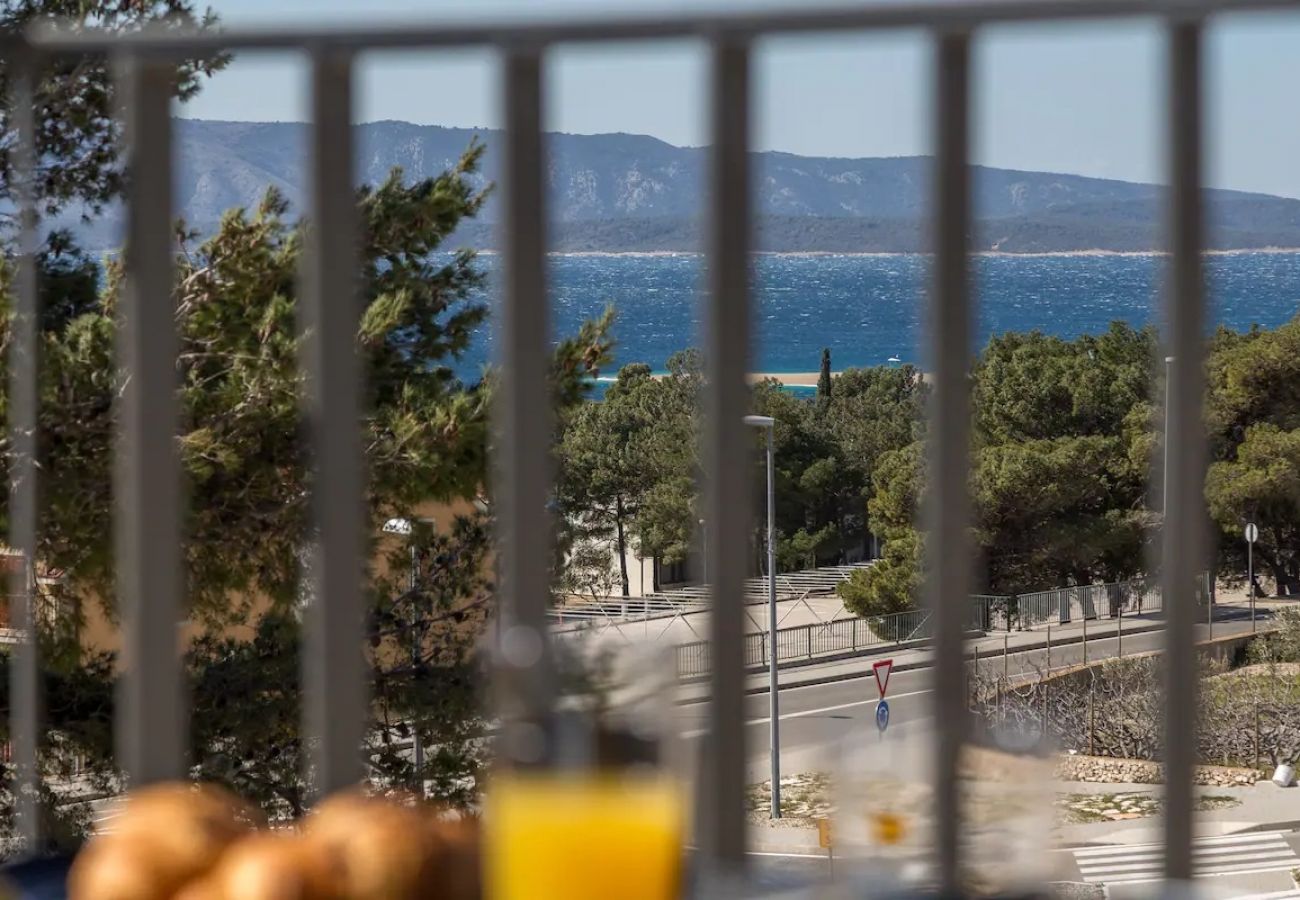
[3,0,1264,884]
[1005,572,1211,630]
[550,561,873,626]
[675,601,989,679]
[673,575,1212,678]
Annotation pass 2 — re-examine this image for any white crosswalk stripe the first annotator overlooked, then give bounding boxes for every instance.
[1071,831,1300,885]
[1228,891,1300,900]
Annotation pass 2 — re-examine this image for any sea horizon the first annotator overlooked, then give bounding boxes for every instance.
[450,251,1300,379]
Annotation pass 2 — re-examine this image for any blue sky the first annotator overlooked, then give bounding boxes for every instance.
[183,0,1300,198]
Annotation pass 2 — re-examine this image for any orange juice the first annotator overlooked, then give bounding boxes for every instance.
[485,772,684,900]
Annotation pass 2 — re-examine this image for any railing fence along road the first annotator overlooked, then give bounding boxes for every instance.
[5,0,1282,890]
[672,574,1204,679]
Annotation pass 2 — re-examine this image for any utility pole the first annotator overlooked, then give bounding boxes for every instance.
[745,415,780,818]
[1246,522,1258,632]
[408,541,424,794]
[383,517,426,796]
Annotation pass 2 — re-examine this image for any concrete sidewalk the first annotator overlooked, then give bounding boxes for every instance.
[745,771,1300,859]
[1055,778,1300,847]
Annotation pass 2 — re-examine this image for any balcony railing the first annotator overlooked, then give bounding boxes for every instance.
[5,0,1291,891]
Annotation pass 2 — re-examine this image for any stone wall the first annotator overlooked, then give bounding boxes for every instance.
[1055,752,1263,786]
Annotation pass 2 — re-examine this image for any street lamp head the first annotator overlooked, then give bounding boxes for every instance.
[743,415,775,428]
[1165,356,1175,364]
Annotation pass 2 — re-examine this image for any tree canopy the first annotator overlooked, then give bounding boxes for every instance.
[0,142,615,847]
[0,1,225,221]
[842,322,1161,613]
[555,351,700,596]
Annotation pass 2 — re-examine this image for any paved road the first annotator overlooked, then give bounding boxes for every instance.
[676,607,1268,780]
[1064,831,1300,886]
[672,606,1288,894]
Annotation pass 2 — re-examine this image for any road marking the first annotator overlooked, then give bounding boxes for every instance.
[1070,831,1299,885]
[680,689,930,738]
[1228,891,1300,899]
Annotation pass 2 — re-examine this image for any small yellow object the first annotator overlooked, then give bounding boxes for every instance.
[486,772,683,900]
[872,811,906,845]
[816,817,833,849]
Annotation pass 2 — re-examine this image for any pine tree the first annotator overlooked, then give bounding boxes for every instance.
[0,146,615,840]
[817,347,833,401]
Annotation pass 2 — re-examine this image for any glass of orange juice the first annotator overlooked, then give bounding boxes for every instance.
[485,644,685,900]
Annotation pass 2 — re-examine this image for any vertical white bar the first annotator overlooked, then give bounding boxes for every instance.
[1162,18,1206,885]
[928,30,973,894]
[114,54,184,784]
[300,47,366,797]
[8,46,40,849]
[493,46,556,758]
[702,35,752,874]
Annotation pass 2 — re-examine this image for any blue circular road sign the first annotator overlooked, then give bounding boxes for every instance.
[875,699,890,733]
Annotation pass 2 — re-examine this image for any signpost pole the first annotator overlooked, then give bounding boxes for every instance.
[873,659,892,741]
[817,818,834,881]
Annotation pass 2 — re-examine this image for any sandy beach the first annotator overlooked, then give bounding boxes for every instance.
[748,372,820,386]
[601,371,902,386]
[606,371,829,386]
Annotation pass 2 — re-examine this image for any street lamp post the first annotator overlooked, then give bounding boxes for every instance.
[383,516,427,796]
[1246,522,1258,632]
[744,414,779,819]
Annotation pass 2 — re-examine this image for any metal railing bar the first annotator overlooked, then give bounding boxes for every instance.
[8,44,41,851]
[24,0,1300,55]
[928,28,974,895]
[701,35,752,875]
[113,53,185,785]
[1162,16,1207,884]
[300,47,367,797]
[492,45,558,765]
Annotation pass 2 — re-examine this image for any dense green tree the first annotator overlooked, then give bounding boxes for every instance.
[750,364,926,575]
[1,150,508,625]
[840,327,1156,613]
[837,443,924,616]
[1206,317,1300,458]
[820,365,926,477]
[556,362,657,597]
[973,323,1154,444]
[0,143,615,845]
[973,436,1146,593]
[556,349,699,595]
[749,382,852,571]
[1206,424,1300,595]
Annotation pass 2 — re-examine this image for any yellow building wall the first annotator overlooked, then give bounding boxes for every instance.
[73,496,486,657]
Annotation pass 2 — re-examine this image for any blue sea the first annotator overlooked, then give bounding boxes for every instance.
[454,252,1300,380]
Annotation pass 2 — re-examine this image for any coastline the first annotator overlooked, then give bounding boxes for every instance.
[477,247,1300,259]
[597,371,838,387]
[749,372,820,387]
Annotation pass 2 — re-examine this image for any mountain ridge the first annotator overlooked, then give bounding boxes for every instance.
[58,119,1300,253]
